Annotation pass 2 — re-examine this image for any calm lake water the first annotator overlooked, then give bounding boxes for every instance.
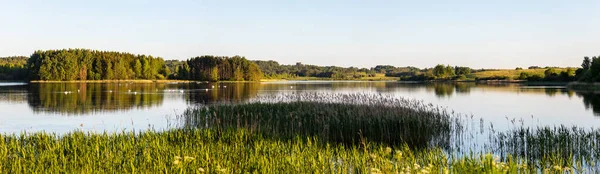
[1,81,600,134]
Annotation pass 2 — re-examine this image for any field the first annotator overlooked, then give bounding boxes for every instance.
[472,68,569,80]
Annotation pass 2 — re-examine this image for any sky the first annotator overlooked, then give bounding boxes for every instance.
[0,0,599,69]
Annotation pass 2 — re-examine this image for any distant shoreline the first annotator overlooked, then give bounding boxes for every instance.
[29,80,199,83]
[20,79,572,85]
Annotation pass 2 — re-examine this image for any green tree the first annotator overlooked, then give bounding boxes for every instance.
[210,67,219,82]
[134,59,142,79]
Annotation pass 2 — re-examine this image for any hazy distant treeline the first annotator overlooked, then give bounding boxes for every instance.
[253,60,476,80]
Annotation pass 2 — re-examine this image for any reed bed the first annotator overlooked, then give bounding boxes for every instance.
[490,126,600,171]
[0,128,576,173]
[180,93,457,148]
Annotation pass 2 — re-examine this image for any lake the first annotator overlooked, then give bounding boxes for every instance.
[1,81,599,135]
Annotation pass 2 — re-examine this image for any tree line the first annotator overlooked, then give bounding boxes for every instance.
[0,56,28,80]
[576,56,600,82]
[172,55,262,81]
[3,48,584,82]
[23,49,263,81]
[253,60,474,80]
[28,49,168,80]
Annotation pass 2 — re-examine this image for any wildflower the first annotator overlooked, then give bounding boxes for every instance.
[413,163,421,169]
[443,168,450,174]
[184,156,195,162]
[553,165,562,171]
[385,147,392,154]
[198,168,205,172]
[173,160,180,165]
[394,151,403,160]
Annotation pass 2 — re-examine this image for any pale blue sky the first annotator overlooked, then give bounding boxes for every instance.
[1,0,599,68]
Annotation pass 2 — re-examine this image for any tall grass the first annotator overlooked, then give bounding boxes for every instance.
[180,93,458,148]
[0,128,590,173]
[490,126,600,171]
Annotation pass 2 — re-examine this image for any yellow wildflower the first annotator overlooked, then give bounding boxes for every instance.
[385,147,392,154]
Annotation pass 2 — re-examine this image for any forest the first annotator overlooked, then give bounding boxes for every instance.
[23,49,263,82]
[173,55,262,81]
[0,56,28,80]
[575,56,600,82]
[28,49,168,81]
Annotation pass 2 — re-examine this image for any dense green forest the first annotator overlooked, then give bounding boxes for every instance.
[28,49,168,80]
[173,56,262,81]
[24,49,262,81]
[0,56,28,80]
[576,56,600,82]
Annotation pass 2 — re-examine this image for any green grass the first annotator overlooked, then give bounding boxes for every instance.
[0,128,589,173]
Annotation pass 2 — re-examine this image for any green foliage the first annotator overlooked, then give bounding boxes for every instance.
[0,128,559,173]
[27,49,167,81]
[576,56,600,82]
[182,55,262,81]
[432,65,455,79]
[254,60,386,80]
[0,56,28,80]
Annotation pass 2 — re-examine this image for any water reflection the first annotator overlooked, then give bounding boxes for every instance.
[577,92,600,116]
[180,82,260,104]
[26,83,165,115]
[0,82,599,117]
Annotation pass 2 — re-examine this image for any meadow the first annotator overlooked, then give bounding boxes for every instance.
[472,68,569,80]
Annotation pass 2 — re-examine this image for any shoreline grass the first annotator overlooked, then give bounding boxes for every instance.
[0,128,592,173]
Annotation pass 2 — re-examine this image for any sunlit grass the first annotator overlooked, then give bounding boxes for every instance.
[473,68,568,80]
